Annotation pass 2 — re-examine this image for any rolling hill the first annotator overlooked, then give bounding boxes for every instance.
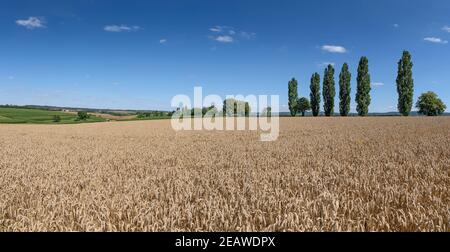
[0,108,105,124]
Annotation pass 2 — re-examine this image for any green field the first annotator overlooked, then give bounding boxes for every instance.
[0,108,105,124]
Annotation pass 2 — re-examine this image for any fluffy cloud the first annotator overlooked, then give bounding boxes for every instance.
[104,25,141,32]
[322,45,347,53]
[442,26,450,33]
[209,26,255,44]
[210,26,222,32]
[215,35,234,43]
[424,37,448,44]
[16,17,46,29]
[319,62,335,67]
[240,31,256,40]
[372,82,384,87]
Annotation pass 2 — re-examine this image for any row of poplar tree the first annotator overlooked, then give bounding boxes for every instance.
[288,51,414,117]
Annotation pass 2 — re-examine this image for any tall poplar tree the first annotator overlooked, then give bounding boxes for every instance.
[310,73,321,117]
[356,57,371,116]
[288,78,298,117]
[396,51,414,116]
[339,63,351,116]
[322,65,335,117]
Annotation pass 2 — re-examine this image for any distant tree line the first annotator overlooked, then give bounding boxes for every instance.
[175,99,253,118]
[223,99,251,117]
[288,51,447,117]
[137,111,170,119]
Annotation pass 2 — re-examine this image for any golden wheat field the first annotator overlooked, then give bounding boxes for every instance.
[0,117,449,232]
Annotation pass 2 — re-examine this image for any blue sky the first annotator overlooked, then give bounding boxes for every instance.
[0,0,449,112]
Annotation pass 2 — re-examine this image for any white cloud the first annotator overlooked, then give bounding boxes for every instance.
[210,25,235,33]
[393,24,400,28]
[442,26,450,33]
[322,45,347,53]
[16,17,46,29]
[215,35,234,43]
[240,31,256,39]
[210,26,222,32]
[209,26,255,43]
[319,62,335,67]
[104,25,141,32]
[372,82,384,87]
[424,37,448,44]
[159,38,167,44]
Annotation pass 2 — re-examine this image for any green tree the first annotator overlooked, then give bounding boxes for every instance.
[190,108,203,117]
[53,115,61,122]
[396,51,414,116]
[322,65,335,117]
[77,111,90,121]
[245,102,251,117]
[297,97,311,117]
[262,107,272,117]
[223,99,250,117]
[310,73,321,117]
[356,57,371,116]
[202,105,216,117]
[288,78,299,117]
[416,91,447,116]
[223,99,235,117]
[339,63,351,116]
